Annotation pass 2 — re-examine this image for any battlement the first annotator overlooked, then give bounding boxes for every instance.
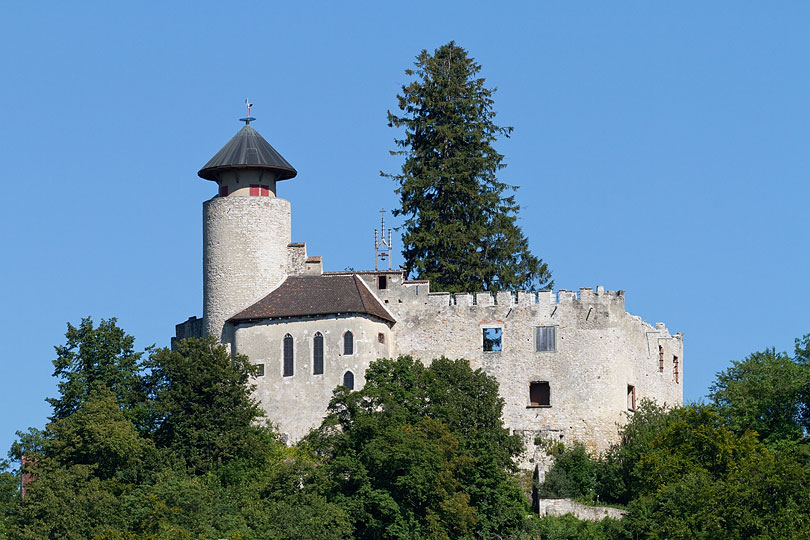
[419,286,625,308]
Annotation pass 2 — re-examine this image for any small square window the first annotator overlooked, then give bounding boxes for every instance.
[483,328,502,352]
[378,275,387,289]
[627,385,636,411]
[535,326,556,352]
[378,332,385,344]
[529,381,550,407]
[255,363,265,377]
[260,185,270,196]
[218,185,229,197]
[250,184,260,196]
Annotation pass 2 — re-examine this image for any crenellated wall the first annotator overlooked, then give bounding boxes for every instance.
[350,273,683,459]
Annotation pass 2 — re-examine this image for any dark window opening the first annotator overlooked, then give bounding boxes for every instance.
[659,345,664,373]
[255,363,264,377]
[283,334,294,377]
[343,370,355,390]
[627,385,636,411]
[529,381,551,407]
[378,332,385,344]
[673,356,680,384]
[483,328,502,352]
[343,331,354,355]
[378,275,387,289]
[218,184,229,197]
[313,332,324,375]
[535,326,556,352]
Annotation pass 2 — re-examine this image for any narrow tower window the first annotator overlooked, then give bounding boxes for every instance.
[343,370,355,390]
[313,332,324,375]
[659,345,664,373]
[627,385,636,411]
[283,334,294,377]
[218,185,229,197]
[378,275,387,289]
[343,331,354,355]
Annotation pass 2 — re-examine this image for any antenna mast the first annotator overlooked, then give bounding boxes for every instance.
[374,208,393,271]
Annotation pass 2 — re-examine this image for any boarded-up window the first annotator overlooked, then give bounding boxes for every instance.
[483,328,502,352]
[344,331,354,355]
[536,326,556,352]
[343,370,354,390]
[627,385,636,411]
[283,334,294,377]
[529,381,551,407]
[313,332,324,375]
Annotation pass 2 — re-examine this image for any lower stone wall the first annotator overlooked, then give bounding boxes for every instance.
[537,498,626,521]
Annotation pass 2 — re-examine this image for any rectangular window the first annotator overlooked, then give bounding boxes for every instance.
[529,381,551,407]
[378,275,387,289]
[535,326,556,352]
[218,185,229,197]
[260,185,270,196]
[378,332,385,344]
[255,363,264,377]
[250,184,260,196]
[483,328,502,352]
[659,345,664,373]
[627,385,636,411]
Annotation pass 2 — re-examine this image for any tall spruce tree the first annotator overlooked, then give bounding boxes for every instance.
[384,42,552,292]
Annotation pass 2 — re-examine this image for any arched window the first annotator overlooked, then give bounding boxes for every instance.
[343,371,354,390]
[343,331,354,354]
[283,334,294,377]
[343,331,354,355]
[313,332,324,375]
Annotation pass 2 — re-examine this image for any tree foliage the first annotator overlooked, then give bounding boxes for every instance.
[143,338,272,474]
[48,317,148,425]
[308,356,527,540]
[709,344,810,447]
[384,42,552,293]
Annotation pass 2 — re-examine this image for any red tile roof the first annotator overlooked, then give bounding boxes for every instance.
[229,275,395,324]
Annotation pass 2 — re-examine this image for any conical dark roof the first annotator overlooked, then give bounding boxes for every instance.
[198,124,297,181]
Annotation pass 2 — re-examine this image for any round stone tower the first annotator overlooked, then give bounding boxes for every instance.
[198,115,297,345]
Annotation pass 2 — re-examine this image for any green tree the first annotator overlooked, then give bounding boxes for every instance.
[709,347,810,448]
[48,317,148,424]
[143,337,273,474]
[47,387,155,481]
[383,42,552,293]
[309,356,527,539]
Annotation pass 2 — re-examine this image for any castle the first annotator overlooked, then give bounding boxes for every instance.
[175,115,683,457]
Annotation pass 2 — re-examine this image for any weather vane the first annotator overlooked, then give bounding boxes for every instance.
[374,208,393,271]
[240,98,256,125]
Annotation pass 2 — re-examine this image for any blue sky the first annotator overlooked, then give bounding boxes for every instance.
[1,2,808,455]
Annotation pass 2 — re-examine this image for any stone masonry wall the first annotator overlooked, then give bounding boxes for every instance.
[203,196,291,345]
[234,314,393,442]
[355,274,683,460]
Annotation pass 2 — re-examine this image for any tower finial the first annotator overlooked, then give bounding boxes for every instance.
[239,98,256,125]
